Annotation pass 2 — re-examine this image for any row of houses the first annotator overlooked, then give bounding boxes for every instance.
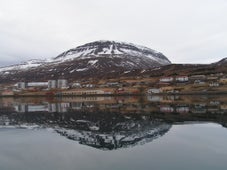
[60,89,105,96]
[159,76,189,83]
[159,74,227,84]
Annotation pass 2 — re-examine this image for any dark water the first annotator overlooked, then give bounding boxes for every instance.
[0,95,227,170]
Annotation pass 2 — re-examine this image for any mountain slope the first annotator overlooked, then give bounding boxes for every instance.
[0,40,171,83]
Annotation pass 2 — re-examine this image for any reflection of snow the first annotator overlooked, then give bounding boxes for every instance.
[160,106,174,113]
[56,120,171,150]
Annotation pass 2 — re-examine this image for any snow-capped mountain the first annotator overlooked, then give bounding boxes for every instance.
[0,59,46,72]
[0,40,171,83]
[53,40,171,66]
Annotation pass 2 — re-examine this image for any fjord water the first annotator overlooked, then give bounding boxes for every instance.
[0,95,227,170]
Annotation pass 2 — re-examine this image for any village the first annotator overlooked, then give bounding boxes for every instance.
[0,72,227,96]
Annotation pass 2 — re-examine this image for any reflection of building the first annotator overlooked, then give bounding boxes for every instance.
[15,104,27,113]
[176,106,189,113]
[160,106,174,113]
[147,95,163,102]
[14,103,70,113]
[47,103,70,113]
[14,104,48,113]
[191,104,207,113]
[48,103,57,112]
[71,103,83,110]
[221,105,227,110]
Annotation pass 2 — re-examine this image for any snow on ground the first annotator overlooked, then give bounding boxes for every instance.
[69,69,75,73]
[76,68,88,72]
[0,60,44,72]
[88,60,98,65]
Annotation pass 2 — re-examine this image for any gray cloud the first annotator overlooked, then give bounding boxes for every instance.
[0,0,227,67]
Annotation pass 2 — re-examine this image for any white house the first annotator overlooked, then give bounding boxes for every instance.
[159,77,174,83]
[175,76,189,82]
[209,82,219,87]
[147,88,162,94]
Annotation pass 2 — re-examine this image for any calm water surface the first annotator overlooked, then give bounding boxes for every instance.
[0,95,227,170]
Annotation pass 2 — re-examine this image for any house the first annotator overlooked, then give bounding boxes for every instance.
[48,80,57,89]
[221,105,227,110]
[175,76,189,82]
[159,77,174,83]
[219,78,227,84]
[27,82,49,90]
[160,87,175,93]
[61,89,104,96]
[147,88,162,94]
[17,82,27,89]
[1,90,14,96]
[83,84,96,88]
[209,82,219,87]
[194,80,205,85]
[72,83,81,88]
[207,76,218,81]
[190,75,206,80]
[106,82,121,87]
[57,79,68,89]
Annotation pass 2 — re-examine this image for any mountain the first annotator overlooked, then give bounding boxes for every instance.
[0,40,170,83]
[53,40,171,67]
[213,57,227,66]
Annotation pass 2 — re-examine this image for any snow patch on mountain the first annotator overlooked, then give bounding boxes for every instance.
[76,68,88,72]
[0,59,46,72]
[88,60,98,65]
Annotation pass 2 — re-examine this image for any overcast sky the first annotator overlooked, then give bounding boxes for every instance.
[0,0,227,67]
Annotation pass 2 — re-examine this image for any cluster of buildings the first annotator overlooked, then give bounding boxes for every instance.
[158,73,227,85]
[148,73,227,94]
[0,72,226,96]
[17,79,68,90]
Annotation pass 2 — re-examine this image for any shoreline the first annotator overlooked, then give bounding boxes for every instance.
[1,91,227,98]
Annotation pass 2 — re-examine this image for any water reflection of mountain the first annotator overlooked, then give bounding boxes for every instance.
[56,119,171,150]
[0,111,171,150]
[0,95,227,150]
